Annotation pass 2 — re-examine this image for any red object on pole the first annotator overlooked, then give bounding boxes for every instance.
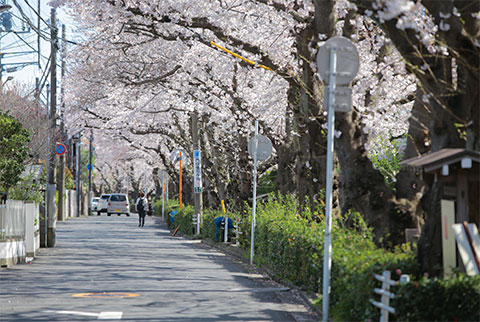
[462,221,480,272]
[179,152,182,209]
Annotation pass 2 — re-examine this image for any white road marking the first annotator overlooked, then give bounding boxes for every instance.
[46,310,99,317]
[98,311,123,319]
[45,310,123,320]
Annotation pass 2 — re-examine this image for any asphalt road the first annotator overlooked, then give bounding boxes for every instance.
[0,215,318,321]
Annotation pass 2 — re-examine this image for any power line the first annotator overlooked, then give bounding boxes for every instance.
[20,0,51,29]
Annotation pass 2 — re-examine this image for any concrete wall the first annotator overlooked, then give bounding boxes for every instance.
[0,201,40,267]
[64,190,77,219]
[25,203,40,257]
[0,239,26,266]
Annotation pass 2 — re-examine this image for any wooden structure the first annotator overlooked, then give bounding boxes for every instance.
[400,149,480,227]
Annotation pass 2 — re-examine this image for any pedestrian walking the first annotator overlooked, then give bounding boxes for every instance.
[136,192,148,227]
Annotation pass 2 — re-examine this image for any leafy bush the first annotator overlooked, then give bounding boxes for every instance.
[393,274,480,321]
[237,194,419,321]
[0,111,31,191]
[153,198,178,217]
[9,174,43,203]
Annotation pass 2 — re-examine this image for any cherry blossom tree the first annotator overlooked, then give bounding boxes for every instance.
[57,0,479,276]
[0,82,48,163]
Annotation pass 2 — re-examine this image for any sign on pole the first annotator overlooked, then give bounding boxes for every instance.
[248,135,272,161]
[248,121,272,265]
[56,143,66,155]
[170,149,187,166]
[193,150,202,193]
[316,36,359,322]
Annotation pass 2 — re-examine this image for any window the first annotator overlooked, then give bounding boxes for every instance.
[110,195,126,202]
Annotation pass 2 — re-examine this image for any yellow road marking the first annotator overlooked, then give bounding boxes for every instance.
[72,292,140,298]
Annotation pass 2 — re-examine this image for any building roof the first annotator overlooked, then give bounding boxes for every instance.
[399,149,480,173]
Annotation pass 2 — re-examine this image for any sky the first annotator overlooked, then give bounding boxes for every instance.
[0,0,79,91]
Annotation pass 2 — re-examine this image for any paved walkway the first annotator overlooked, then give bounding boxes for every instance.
[0,215,317,321]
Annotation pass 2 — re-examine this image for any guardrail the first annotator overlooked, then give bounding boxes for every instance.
[370,270,410,322]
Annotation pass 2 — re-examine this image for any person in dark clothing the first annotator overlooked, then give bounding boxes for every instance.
[214,216,235,241]
[136,192,147,227]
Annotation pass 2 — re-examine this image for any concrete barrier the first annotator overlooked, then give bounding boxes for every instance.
[25,202,40,257]
[0,200,40,267]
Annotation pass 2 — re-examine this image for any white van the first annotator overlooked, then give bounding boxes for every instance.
[107,193,130,216]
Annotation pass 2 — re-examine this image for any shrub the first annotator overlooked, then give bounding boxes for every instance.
[393,274,480,321]
[167,194,477,321]
[0,111,31,192]
[238,194,419,321]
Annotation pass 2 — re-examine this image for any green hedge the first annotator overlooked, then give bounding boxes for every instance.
[160,195,479,321]
[393,274,480,321]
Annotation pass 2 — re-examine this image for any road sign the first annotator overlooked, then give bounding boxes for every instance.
[160,169,168,181]
[170,149,188,165]
[316,36,359,85]
[56,143,66,155]
[87,164,92,170]
[193,150,202,193]
[316,36,360,322]
[248,135,272,161]
[323,86,352,112]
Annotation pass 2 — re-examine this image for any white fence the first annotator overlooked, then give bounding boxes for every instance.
[370,270,410,322]
[0,200,25,239]
[0,200,40,266]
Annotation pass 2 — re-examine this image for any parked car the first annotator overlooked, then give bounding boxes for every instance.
[96,194,110,216]
[91,197,100,211]
[107,193,130,216]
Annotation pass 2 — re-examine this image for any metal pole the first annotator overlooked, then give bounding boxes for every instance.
[179,152,182,209]
[322,46,337,322]
[162,179,165,221]
[249,120,259,265]
[88,130,93,215]
[57,24,66,222]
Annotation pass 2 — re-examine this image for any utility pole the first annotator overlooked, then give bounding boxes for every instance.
[57,24,66,222]
[88,129,93,215]
[43,83,50,247]
[46,8,58,247]
[191,111,203,235]
[37,0,41,68]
